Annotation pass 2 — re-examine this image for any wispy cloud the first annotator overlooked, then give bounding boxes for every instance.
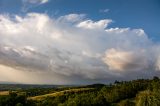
[22,0,49,12]
[99,9,110,13]
[23,0,49,4]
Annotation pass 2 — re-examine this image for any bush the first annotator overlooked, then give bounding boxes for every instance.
[136,90,160,106]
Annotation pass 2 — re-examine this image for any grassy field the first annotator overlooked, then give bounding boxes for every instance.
[28,88,94,101]
[0,91,9,95]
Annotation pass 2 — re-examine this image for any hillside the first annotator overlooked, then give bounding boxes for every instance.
[0,77,160,106]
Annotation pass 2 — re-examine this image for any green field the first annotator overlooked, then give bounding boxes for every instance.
[28,88,94,101]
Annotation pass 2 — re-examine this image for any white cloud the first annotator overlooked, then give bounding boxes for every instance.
[0,13,160,84]
[58,14,86,23]
[77,19,112,29]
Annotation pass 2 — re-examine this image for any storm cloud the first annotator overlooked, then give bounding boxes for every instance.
[0,13,160,84]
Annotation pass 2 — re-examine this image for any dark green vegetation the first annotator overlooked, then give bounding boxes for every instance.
[0,76,160,106]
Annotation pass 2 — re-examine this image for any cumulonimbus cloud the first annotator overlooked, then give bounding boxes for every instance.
[0,13,160,84]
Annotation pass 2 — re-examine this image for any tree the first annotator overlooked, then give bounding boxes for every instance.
[153,76,159,82]
[16,103,23,106]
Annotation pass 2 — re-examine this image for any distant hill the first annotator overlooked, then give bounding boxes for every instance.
[0,81,19,84]
[0,84,58,91]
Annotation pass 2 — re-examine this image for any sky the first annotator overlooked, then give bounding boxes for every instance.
[0,0,160,84]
